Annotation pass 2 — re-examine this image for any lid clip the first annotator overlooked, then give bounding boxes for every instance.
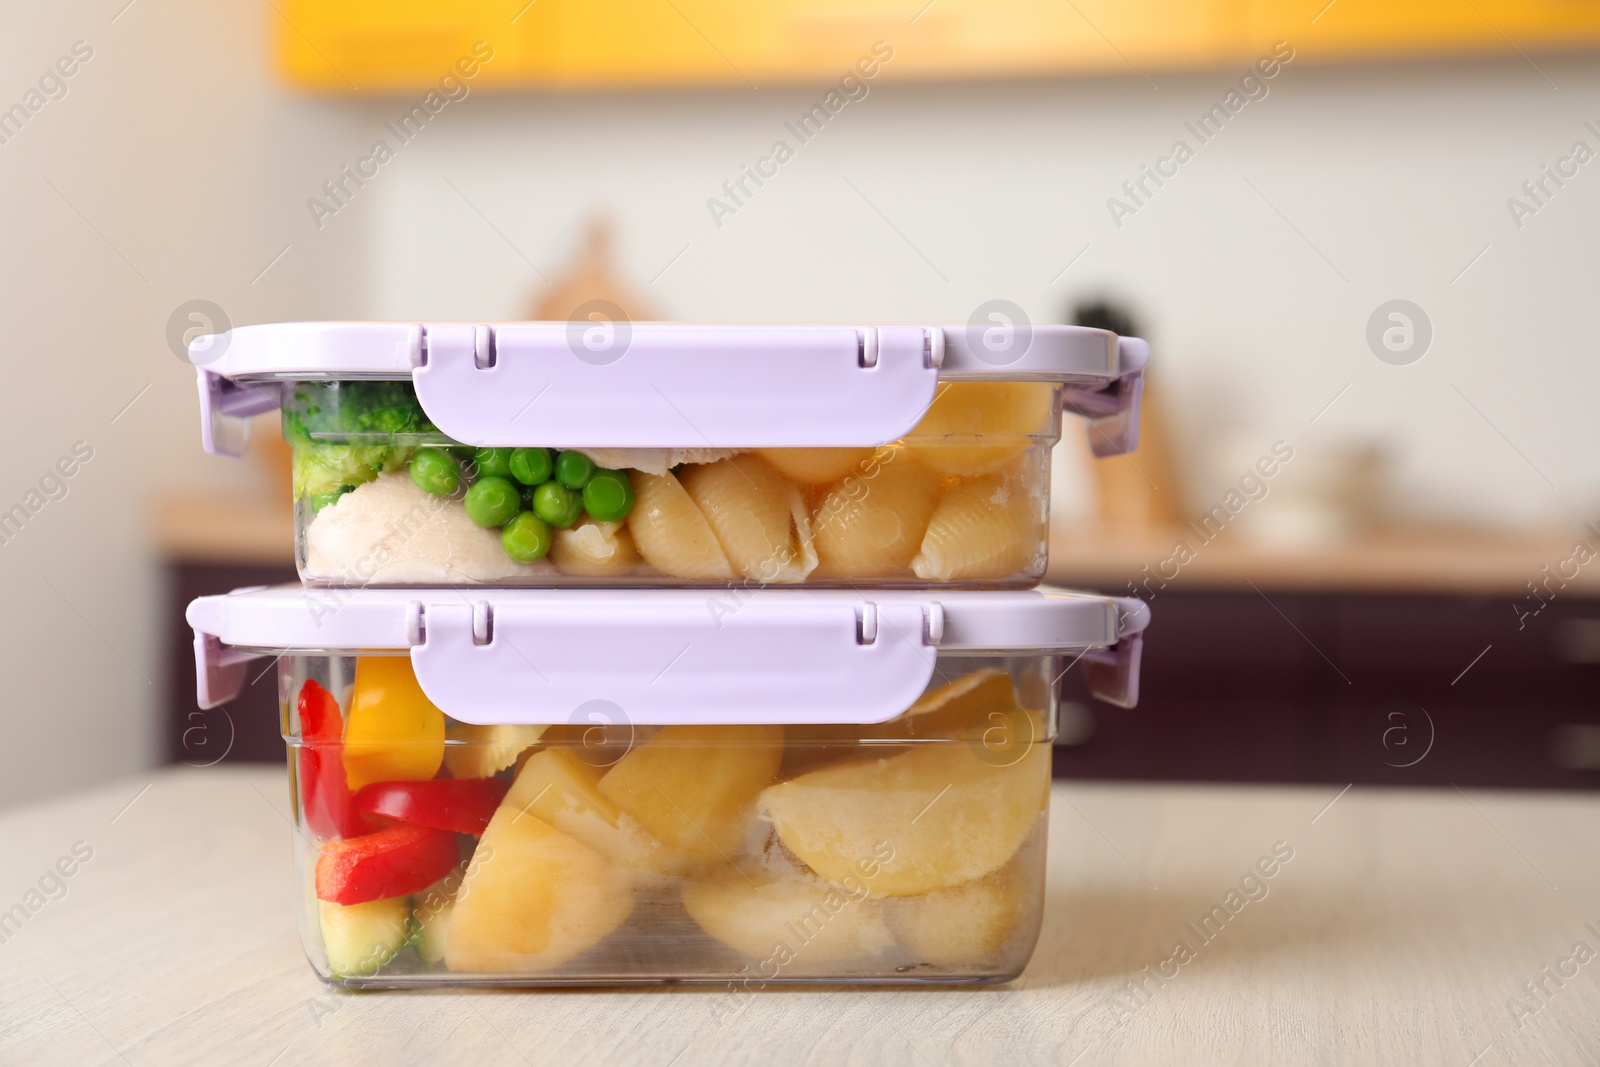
[408,598,937,726]
[1061,337,1149,457]
[1081,597,1151,709]
[197,369,279,457]
[859,327,879,368]
[411,323,939,449]
[857,602,879,645]
[193,631,266,709]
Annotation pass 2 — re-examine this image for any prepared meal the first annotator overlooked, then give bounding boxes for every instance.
[193,322,1148,587]
[187,585,1148,986]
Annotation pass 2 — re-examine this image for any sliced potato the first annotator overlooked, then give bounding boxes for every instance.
[445,808,633,973]
[759,742,1049,897]
[506,747,668,876]
[443,722,548,779]
[597,725,783,874]
[782,668,1036,776]
[682,868,894,969]
[886,868,1031,967]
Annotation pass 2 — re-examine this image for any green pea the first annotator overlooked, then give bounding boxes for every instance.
[409,448,461,496]
[509,447,553,486]
[463,476,521,528]
[501,512,552,563]
[554,450,595,489]
[532,481,583,529]
[582,469,635,522]
[473,447,515,481]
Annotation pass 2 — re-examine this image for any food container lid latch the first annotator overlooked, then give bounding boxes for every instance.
[193,631,267,709]
[1081,596,1150,709]
[197,369,279,457]
[407,598,940,726]
[1061,337,1149,457]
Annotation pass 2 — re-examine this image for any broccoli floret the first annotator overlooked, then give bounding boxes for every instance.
[282,380,437,446]
[293,442,416,501]
[283,381,438,508]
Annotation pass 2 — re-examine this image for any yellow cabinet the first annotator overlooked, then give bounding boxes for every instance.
[1244,0,1600,62]
[273,0,548,92]
[271,0,1599,92]
[273,0,1239,91]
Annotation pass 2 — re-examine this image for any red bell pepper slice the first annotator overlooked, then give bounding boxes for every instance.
[297,680,379,839]
[352,778,509,836]
[315,824,461,905]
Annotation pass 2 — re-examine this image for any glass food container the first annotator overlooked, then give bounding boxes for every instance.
[188,585,1148,988]
[193,322,1148,588]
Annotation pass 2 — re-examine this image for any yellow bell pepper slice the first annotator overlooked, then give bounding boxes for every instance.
[342,656,446,791]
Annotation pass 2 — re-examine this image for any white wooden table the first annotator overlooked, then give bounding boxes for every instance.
[2,768,1596,1066]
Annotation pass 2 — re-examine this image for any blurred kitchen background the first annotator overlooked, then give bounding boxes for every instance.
[3,0,1598,808]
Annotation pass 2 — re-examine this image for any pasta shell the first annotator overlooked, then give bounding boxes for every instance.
[754,447,874,485]
[628,470,736,580]
[903,382,1056,476]
[812,453,940,577]
[912,473,1040,582]
[444,722,549,779]
[680,455,816,583]
[551,518,639,577]
[788,480,819,581]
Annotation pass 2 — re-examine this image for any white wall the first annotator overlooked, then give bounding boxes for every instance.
[1,5,1595,809]
[0,0,371,806]
[365,53,1600,528]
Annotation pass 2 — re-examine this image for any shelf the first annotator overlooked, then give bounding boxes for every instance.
[1048,522,1600,597]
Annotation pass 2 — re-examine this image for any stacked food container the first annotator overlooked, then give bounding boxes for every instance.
[186,321,1151,987]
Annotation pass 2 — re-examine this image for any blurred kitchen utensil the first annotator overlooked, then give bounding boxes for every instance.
[1072,300,1186,531]
[529,215,656,323]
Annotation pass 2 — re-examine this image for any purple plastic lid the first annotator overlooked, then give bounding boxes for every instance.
[187,586,1149,724]
[192,321,1148,456]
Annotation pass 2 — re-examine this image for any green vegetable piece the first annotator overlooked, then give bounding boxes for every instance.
[305,486,354,515]
[409,448,462,496]
[473,447,514,480]
[582,469,635,522]
[282,381,439,501]
[509,447,553,486]
[319,898,410,980]
[282,380,437,445]
[292,442,414,499]
[554,450,595,489]
[501,512,552,563]
[464,476,521,528]
[532,482,583,529]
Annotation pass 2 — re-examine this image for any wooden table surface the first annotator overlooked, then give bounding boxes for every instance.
[3,768,1596,1066]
